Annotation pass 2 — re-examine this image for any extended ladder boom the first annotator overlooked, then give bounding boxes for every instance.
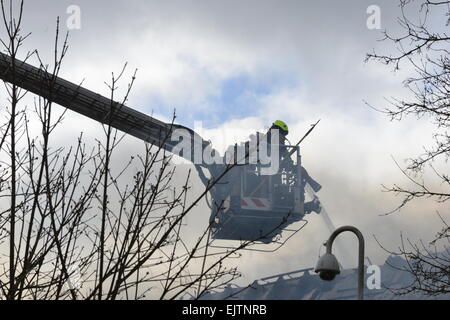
[0,52,212,167]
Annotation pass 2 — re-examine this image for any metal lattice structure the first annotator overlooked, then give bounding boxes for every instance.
[0,52,210,165]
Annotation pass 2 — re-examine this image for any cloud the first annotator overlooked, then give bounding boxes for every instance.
[1,0,448,285]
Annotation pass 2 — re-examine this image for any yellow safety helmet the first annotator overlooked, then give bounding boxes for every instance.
[272,120,289,135]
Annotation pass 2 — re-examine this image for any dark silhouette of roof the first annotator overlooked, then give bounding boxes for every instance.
[200,256,450,300]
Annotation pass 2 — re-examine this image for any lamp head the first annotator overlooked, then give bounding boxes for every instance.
[315,253,340,281]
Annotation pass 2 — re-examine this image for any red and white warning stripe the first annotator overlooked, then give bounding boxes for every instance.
[240,197,271,211]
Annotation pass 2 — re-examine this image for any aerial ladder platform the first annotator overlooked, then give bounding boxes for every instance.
[0,52,327,245]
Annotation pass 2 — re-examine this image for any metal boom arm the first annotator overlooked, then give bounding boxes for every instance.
[0,52,213,168]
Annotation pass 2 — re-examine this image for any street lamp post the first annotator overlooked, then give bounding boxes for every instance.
[315,226,365,300]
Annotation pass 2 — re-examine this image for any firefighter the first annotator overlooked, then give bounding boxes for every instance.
[269,120,322,214]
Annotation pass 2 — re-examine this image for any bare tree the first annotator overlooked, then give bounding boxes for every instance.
[0,0,281,300]
[0,0,104,300]
[366,0,450,296]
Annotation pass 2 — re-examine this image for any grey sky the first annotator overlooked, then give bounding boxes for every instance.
[1,0,447,286]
